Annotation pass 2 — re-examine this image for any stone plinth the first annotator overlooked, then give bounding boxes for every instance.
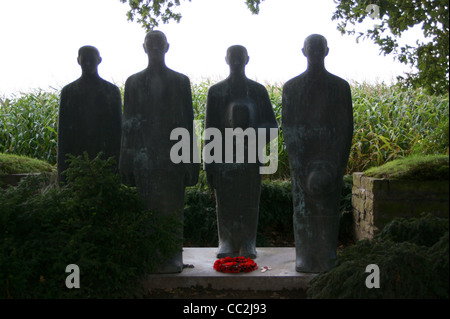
[143,248,316,293]
[352,172,449,240]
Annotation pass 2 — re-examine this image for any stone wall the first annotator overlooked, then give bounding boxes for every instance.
[352,172,449,240]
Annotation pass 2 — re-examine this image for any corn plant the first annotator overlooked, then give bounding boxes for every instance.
[0,90,59,165]
[1,82,448,176]
[349,82,449,173]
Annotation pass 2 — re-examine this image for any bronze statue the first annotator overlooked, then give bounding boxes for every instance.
[282,34,353,273]
[58,46,122,183]
[204,45,278,259]
[119,31,198,273]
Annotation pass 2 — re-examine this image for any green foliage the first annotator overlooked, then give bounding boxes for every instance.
[266,84,290,179]
[307,214,449,299]
[0,90,59,165]
[376,213,449,247]
[333,0,449,95]
[118,0,264,30]
[183,177,217,247]
[349,83,449,172]
[258,179,293,234]
[119,0,192,30]
[0,153,181,298]
[1,82,448,176]
[363,154,449,181]
[413,117,449,155]
[0,153,54,175]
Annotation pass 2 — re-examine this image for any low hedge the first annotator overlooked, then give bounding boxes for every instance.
[0,154,180,299]
[307,214,449,299]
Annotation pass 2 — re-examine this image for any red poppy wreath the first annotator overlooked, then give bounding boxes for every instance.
[213,256,258,274]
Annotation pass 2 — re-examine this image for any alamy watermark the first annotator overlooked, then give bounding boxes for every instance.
[65,264,80,289]
[366,4,382,29]
[365,264,381,289]
[366,4,381,20]
[170,120,279,175]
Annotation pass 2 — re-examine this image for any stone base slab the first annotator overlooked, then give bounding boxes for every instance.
[143,247,317,292]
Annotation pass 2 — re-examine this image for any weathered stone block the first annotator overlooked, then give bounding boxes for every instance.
[352,173,449,240]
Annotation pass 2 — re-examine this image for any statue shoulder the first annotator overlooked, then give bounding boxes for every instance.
[166,68,190,83]
[61,78,80,93]
[327,72,351,89]
[125,70,146,87]
[248,79,270,95]
[248,79,265,90]
[208,80,228,97]
[283,73,307,93]
[99,78,121,94]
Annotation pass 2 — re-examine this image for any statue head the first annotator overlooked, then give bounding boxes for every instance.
[226,45,249,74]
[302,34,329,65]
[77,46,102,76]
[143,30,170,60]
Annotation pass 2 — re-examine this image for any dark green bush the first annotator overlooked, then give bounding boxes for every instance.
[183,187,217,247]
[307,214,449,299]
[259,180,293,232]
[376,213,449,247]
[0,153,181,298]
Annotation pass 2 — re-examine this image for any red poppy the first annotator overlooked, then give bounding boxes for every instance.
[213,256,258,273]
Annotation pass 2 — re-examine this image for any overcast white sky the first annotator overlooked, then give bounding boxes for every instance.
[0,0,421,97]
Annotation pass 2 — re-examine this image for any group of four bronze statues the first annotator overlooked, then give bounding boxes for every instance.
[57,30,353,274]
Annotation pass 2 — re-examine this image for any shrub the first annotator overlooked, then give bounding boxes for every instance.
[183,186,217,247]
[375,213,449,247]
[307,214,449,299]
[0,153,181,298]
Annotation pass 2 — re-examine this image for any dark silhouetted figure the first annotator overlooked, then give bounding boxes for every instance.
[205,45,278,259]
[282,34,353,273]
[120,31,198,273]
[58,46,122,183]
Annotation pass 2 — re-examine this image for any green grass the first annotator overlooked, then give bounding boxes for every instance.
[0,153,54,175]
[364,154,449,181]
